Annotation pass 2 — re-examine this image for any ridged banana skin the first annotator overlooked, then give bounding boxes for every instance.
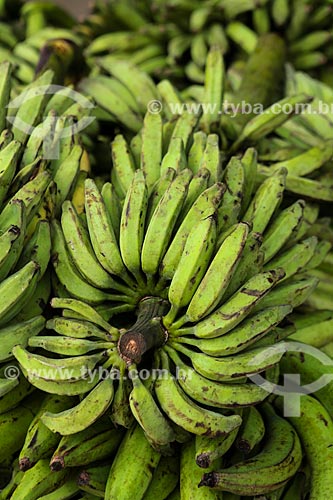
[19,394,74,471]
[154,351,242,436]
[166,347,268,407]
[176,269,285,338]
[50,419,124,470]
[0,403,37,462]
[41,378,114,435]
[199,404,302,495]
[0,140,21,207]
[0,202,26,282]
[119,169,148,282]
[159,182,225,281]
[217,157,244,232]
[0,316,45,363]
[175,304,292,357]
[276,395,333,500]
[168,343,283,382]
[11,459,68,500]
[195,426,240,469]
[0,260,40,327]
[180,439,220,500]
[141,111,163,192]
[110,134,136,198]
[253,275,319,311]
[261,200,305,262]
[141,169,192,277]
[186,222,249,322]
[51,220,118,305]
[37,475,79,500]
[129,370,175,447]
[61,200,116,289]
[243,168,286,233]
[165,213,217,324]
[143,455,179,500]
[13,345,104,382]
[50,297,116,335]
[84,178,127,278]
[0,61,11,132]
[235,406,265,454]
[105,424,161,500]
[265,236,318,281]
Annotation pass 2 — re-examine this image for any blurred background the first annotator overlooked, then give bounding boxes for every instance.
[28,0,92,19]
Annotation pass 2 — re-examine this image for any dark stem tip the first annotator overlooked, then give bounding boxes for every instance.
[198,472,217,488]
[19,457,32,472]
[50,456,65,472]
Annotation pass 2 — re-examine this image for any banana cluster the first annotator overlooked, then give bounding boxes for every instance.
[82,0,333,85]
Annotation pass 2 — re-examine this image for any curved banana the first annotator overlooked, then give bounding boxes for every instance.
[275,395,333,500]
[105,424,161,500]
[128,367,175,448]
[199,404,302,495]
[164,212,217,325]
[154,350,241,436]
[41,377,114,435]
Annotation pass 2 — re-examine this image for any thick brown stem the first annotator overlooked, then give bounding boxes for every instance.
[118,296,169,364]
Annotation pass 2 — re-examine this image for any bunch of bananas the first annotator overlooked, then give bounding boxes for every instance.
[0,0,332,499]
[82,0,333,85]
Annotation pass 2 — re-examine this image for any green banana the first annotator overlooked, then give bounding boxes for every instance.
[141,169,192,278]
[84,179,131,283]
[175,305,292,356]
[201,46,224,132]
[19,394,74,471]
[143,455,179,500]
[234,406,265,454]
[110,134,136,198]
[195,426,240,469]
[0,140,21,207]
[243,168,286,233]
[78,464,109,497]
[154,350,242,436]
[129,367,175,448]
[51,220,122,305]
[164,212,217,325]
[119,169,148,285]
[180,439,220,500]
[275,395,333,500]
[217,157,244,232]
[174,269,285,337]
[159,182,225,281]
[168,343,283,382]
[37,474,79,500]
[186,222,249,322]
[41,377,114,435]
[261,200,305,262]
[199,404,302,495]
[50,418,124,470]
[141,111,163,192]
[11,459,68,500]
[13,345,105,382]
[165,347,268,408]
[0,260,40,327]
[105,424,161,500]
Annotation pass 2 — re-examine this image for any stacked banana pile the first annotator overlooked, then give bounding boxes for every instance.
[0,0,333,499]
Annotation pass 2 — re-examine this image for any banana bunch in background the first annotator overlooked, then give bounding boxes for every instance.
[82,0,333,86]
